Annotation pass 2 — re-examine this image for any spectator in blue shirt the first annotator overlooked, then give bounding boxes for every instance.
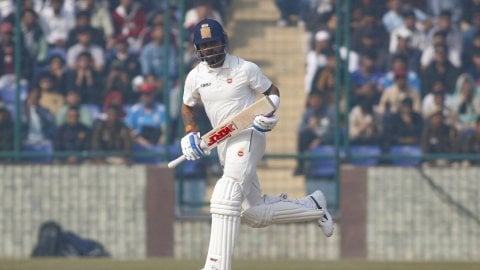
[140,25,177,82]
[350,53,384,108]
[125,82,167,147]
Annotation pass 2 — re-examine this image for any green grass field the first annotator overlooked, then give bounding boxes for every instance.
[0,259,479,270]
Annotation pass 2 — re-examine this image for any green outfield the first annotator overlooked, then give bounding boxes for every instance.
[0,259,479,270]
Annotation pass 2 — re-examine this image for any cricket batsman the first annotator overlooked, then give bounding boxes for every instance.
[180,18,334,270]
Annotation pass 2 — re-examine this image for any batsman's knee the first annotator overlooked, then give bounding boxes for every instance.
[241,206,271,228]
[210,177,243,216]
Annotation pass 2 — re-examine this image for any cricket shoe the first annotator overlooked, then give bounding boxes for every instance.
[308,190,334,237]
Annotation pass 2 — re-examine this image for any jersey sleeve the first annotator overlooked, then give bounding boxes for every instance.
[183,71,200,107]
[245,61,272,93]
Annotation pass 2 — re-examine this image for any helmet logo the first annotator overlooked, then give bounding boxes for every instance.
[200,24,212,39]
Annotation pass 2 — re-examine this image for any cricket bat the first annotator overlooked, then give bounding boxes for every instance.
[167,96,276,168]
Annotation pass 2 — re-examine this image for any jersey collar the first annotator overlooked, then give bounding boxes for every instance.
[203,54,231,73]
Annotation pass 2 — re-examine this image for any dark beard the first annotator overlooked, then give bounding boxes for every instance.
[205,52,226,67]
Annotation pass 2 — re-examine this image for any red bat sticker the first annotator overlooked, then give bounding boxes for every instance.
[208,123,237,146]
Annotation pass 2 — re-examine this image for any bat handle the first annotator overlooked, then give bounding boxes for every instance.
[167,155,187,168]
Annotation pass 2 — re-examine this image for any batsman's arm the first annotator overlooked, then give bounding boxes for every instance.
[168,104,200,168]
[181,104,199,133]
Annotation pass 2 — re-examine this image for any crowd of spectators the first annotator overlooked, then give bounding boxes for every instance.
[290,0,480,174]
[0,0,230,164]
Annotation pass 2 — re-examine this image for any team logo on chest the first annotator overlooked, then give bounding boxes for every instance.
[227,73,233,84]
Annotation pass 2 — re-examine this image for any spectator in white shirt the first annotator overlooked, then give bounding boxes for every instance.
[66,27,105,71]
[389,9,428,53]
[304,30,331,93]
[382,0,403,33]
[421,30,461,69]
[422,82,454,126]
[39,0,75,48]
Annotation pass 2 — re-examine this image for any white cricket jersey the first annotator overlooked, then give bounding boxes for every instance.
[183,54,272,128]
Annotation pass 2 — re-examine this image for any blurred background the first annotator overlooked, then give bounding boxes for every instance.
[0,0,479,269]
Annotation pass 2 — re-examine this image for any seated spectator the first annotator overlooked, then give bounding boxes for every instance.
[21,8,48,66]
[421,111,458,166]
[125,83,166,147]
[140,11,179,50]
[104,62,136,105]
[91,105,131,164]
[462,8,480,58]
[421,45,461,95]
[304,30,332,93]
[421,31,461,69]
[56,90,93,127]
[381,54,421,93]
[66,51,102,104]
[54,106,91,164]
[140,25,178,82]
[112,0,146,52]
[66,10,106,49]
[382,0,403,33]
[184,0,223,29]
[350,53,383,107]
[462,117,480,164]
[273,0,310,27]
[389,9,428,53]
[39,0,75,49]
[0,106,13,153]
[351,28,388,71]
[36,73,64,115]
[36,54,68,94]
[76,0,114,48]
[349,98,381,145]
[383,97,423,149]
[422,81,455,124]
[388,29,421,73]
[0,38,32,80]
[310,50,336,102]
[467,48,480,82]
[351,9,387,53]
[421,88,454,126]
[103,90,126,118]
[143,73,164,102]
[294,92,336,175]
[0,75,29,111]
[66,27,105,71]
[425,10,462,67]
[105,37,141,80]
[22,90,56,146]
[378,69,421,115]
[306,12,336,54]
[462,0,480,33]
[450,74,480,134]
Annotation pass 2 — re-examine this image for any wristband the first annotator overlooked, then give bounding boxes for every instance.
[268,95,280,109]
[185,124,196,133]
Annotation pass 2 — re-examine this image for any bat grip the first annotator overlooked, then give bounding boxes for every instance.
[167,155,187,168]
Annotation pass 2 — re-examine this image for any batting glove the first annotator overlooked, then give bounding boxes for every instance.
[253,114,279,132]
[181,132,209,160]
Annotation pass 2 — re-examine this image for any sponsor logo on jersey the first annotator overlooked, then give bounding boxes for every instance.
[207,122,237,146]
[200,82,211,88]
[237,150,244,157]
